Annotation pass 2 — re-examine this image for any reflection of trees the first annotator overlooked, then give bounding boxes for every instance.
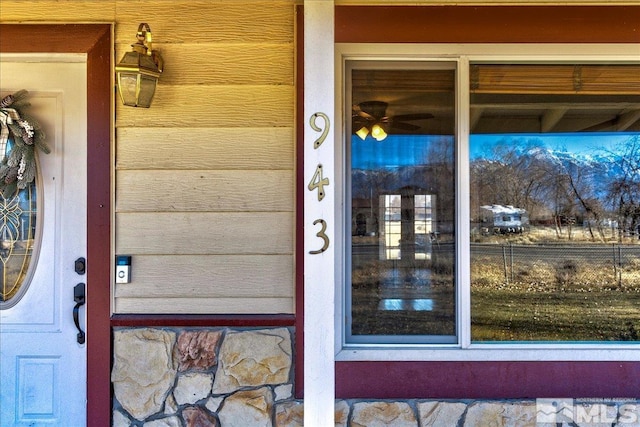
[470,139,550,225]
[471,135,640,242]
[352,136,455,238]
[425,137,455,235]
[606,135,640,241]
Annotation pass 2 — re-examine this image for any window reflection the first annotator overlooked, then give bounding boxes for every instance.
[349,65,456,343]
[470,63,640,342]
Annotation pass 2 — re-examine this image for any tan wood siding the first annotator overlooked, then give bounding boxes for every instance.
[116,170,293,212]
[114,255,293,298]
[116,127,293,170]
[114,297,293,314]
[115,85,293,128]
[1,0,296,314]
[116,212,292,255]
[0,1,116,20]
[115,43,294,86]
[114,1,294,44]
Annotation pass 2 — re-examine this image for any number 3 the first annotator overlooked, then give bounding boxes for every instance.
[309,219,329,254]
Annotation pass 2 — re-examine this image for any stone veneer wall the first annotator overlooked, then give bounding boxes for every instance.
[112,327,639,427]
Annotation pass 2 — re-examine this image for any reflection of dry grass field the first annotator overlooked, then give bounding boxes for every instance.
[472,226,640,341]
[472,282,640,341]
[350,226,640,342]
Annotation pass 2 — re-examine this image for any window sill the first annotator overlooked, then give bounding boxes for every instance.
[336,344,640,362]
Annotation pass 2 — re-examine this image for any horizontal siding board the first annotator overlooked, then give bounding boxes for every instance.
[116,127,293,170]
[115,1,294,44]
[116,170,293,212]
[115,43,293,86]
[116,212,292,254]
[114,255,293,298]
[114,297,294,314]
[0,1,115,20]
[115,85,293,127]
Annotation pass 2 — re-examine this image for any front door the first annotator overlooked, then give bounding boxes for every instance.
[0,54,88,426]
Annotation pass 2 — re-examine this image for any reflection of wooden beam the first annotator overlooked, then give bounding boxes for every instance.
[616,109,640,131]
[541,108,567,132]
[470,107,483,132]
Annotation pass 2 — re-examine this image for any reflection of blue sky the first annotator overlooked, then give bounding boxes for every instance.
[470,132,638,159]
[351,135,449,170]
[352,132,639,169]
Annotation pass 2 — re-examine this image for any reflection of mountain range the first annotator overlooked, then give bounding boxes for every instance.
[525,147,622,180]
[352,164,453,199]
[352,146,625,200]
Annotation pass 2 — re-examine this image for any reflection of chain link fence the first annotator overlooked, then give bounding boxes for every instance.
[471,244,640,287]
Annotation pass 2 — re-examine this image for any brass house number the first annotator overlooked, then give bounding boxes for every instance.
[309,112,330,254]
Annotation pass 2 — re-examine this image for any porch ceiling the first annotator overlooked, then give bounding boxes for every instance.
[352,65,640,135]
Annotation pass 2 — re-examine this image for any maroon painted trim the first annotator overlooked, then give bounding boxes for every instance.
[337,361,640,399]
[335,6,640,44]
[85,26,112,427]
[0,23,113,427]
[111,314,295,328]
[322,6,640,399]
[294,4,305,400]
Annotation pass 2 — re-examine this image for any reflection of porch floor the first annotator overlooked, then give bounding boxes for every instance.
[379,268,434,310]
[378,298,434,311]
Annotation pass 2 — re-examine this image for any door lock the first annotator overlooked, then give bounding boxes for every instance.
[74,257,86,275]
[73,283,86,344]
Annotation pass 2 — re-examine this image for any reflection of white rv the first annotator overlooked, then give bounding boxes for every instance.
[480,204,528,234]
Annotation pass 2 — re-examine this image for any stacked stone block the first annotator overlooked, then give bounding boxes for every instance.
[112,327,639,426]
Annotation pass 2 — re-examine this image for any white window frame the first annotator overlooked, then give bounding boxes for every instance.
[328,42,640,362]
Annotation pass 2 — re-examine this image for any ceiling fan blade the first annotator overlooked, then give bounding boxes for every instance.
[356,110,376,120]
[392,113,434,121]
[390,121,421,131]
[358,101,388,119]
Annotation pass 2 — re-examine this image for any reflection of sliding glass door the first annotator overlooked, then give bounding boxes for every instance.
[380,193,435,261]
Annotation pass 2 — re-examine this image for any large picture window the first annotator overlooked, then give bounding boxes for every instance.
[339,45,640,356]
[469,63,640,342]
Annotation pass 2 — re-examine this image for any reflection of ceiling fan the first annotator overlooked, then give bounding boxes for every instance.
[352,101,434,141]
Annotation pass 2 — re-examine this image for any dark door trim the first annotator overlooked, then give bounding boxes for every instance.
[1,24,112,426]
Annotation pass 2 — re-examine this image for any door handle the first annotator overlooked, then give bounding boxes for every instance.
[73,283,85,344]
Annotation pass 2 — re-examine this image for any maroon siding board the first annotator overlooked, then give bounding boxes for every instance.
[294,4,306,400]
[111,314,295,328]
[336,361,640,399]
[1,23,113,427]
[335,6,640,44]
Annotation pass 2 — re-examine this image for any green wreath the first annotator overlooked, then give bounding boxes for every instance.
[0,90,50,198]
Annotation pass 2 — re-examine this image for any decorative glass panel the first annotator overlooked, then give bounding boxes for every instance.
[0,144,38,306]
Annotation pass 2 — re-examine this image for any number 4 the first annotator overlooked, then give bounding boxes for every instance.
[308,164,329,201]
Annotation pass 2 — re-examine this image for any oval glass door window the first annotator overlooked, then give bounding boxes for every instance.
[0,146,40,309]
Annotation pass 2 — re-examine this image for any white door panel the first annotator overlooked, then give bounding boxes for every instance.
[1,55,87,427]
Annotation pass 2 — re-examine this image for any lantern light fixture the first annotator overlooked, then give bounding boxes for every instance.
[115,23,163,108]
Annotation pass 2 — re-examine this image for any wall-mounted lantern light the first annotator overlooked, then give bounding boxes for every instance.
[115,23,163,108]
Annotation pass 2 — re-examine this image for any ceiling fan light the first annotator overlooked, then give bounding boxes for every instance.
[355,126,369,140]
[371,124,387,141]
